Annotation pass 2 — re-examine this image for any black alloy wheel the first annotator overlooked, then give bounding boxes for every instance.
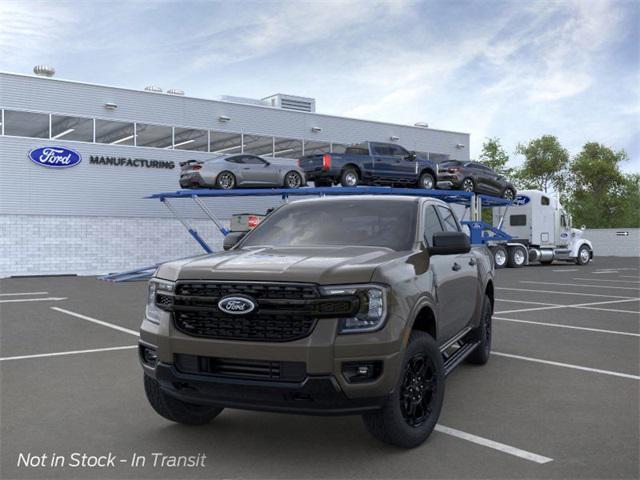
[216,171,236,189]
[503,188,515,201]
[284,171,303,189]
[462,178,475,192]
[400,354,438,427]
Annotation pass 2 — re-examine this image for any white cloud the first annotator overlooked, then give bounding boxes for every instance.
[0,1,77,64]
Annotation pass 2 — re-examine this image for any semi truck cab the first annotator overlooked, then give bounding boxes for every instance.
[491,190,593,266]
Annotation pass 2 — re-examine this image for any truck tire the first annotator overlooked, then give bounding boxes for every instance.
[466,295,492,365]
[490,245,508,269]
[576,245,591,265]
[362,331,445,449]
[340,168,359,187]
[502,188,516,201]
[144,375,223,425]
[418,172,435,190]
[507,245,527,268]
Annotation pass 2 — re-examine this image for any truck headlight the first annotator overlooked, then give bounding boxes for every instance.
[146,278,175,323]
[321,285,388,334]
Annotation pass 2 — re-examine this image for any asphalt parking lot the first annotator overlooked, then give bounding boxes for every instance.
[1,256,639,479]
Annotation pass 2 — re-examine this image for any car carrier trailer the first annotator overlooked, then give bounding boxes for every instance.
[101,186,516,282]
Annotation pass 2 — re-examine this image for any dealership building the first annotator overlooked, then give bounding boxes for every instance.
[0,69,470,277]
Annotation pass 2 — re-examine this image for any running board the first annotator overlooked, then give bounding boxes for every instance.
[443,341,480,376]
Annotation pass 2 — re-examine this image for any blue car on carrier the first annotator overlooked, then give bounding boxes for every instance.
[298,141,439,189]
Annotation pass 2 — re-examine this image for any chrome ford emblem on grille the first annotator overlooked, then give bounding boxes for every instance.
[218,295,256,315]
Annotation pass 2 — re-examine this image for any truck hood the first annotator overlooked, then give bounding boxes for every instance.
[155,246,407,284]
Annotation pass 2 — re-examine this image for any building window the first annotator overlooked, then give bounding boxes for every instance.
[243,134,274,156]
[303,140,331,155]
[95,119,135,145]
[273,137,303,159]
[173,127,208,151]
[429,153,450,163]
[3,110,49,138]
[210,131,243,154]
[135,123,173,148]
[50,114,93,142]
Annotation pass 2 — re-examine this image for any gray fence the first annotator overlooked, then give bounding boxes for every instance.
[584,228,640,257]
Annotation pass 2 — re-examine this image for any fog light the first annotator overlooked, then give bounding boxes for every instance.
[342,361,382,383]
[140,345,158,367]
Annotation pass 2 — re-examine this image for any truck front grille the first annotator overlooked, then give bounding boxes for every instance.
[173,310,317,342]
[164,282,357,342]
[174,354,306,382]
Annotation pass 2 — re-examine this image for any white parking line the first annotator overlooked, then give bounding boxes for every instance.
[576,306,640,315]
[573,278,640,284]
[51,307,139,336]
[497,287,637,299]
[493,352,640,380]
[496,299,563,306]
[434,425,553,464]
[495,298,640,315]
[552,269,579,272]
[0,291,49,296]
[520,281,640,291]
[494,317,640,337]
[620,275,640,279]
[0,345,137,362]
[0,297,67,304]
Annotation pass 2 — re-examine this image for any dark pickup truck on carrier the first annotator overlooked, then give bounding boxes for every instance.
[298,141,439,189]
[140,195,495,448]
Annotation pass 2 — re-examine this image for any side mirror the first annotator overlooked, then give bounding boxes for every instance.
[429,231,470,255]
[407,151,417,161]
[223,231,246,251]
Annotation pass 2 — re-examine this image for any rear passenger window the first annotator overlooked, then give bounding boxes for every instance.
[423,205,444,245]
[541,196,550,205]
[510,215,527,226]
[436,206,460,232]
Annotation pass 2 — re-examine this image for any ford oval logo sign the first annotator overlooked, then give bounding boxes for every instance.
[28,146,82,168]
[218,295,256,315]
[513,195,530,206]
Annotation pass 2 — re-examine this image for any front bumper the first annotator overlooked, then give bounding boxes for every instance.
[148,362,386,415]
[140,310,405,413]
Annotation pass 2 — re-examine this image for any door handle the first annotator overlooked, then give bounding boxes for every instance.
[243,167,251,170]
[469,258,477,266]
[452,262,462,271]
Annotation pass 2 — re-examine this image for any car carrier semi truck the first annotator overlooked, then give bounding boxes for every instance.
[489,189,594,268]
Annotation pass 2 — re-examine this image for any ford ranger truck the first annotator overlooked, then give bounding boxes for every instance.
[298,142,439,190]
[140,196,494,448]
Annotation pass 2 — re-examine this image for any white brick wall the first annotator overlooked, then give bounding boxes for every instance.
[0,214,228,277]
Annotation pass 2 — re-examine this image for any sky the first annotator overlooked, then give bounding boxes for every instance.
[1,0,638,172]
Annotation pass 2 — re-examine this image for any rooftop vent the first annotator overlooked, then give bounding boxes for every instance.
[144,85,163,93]
[33,65,55,77]
[167,89,185,96]
[414,122,429,128]
[262,94,316,113]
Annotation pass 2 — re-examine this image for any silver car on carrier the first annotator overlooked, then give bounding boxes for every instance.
[179,154,306,189]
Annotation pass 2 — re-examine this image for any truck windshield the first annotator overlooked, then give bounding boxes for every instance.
[241,199,417,251]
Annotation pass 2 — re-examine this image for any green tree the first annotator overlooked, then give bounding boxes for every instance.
[565,142,638,228]
[479,137,512,176]
[516,135,569,193]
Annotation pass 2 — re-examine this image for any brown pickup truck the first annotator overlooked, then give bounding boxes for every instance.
[140,195,495,448]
